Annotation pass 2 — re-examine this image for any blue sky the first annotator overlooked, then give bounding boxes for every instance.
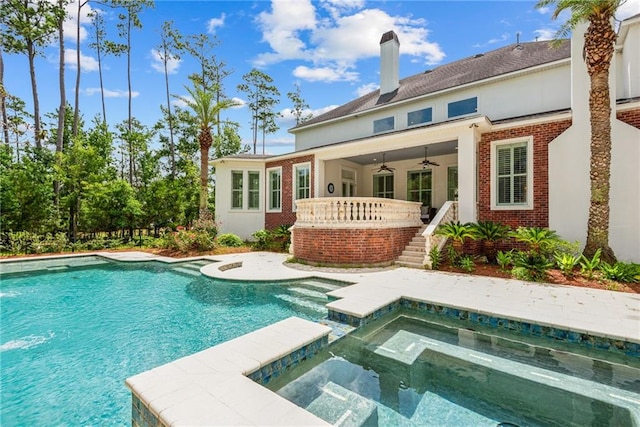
[4,0,639,155]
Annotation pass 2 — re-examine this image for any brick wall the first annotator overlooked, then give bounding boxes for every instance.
[478,119,572,228]
[265,154,315,230]
[617,107,640,129]
[292,226,419,266]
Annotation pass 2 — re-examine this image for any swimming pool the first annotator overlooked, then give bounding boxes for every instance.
[269,312,640,426]
[0,256,342,425]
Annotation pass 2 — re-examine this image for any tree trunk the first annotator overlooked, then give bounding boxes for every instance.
[27,42,42,149]
[163,46,176,177]
[97,41,107,125]
[200,144,209,213]
[72,0,82,136]
[55,5,66,206]
[127,14,133,185]
[582,14,617,264]
[0,48,9,146]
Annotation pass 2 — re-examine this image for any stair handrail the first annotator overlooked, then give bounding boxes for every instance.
[422,201,458,268]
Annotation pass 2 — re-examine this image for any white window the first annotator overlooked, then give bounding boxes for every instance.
[447,166,458,201]
[373,116,394,133]
[407,170,432,206]
[341,168,357,197]
[490,137,533,210]
[373,174,394,199]
[293,163,310,210]
[248,171,260,210]
[267,167,282,211]
[231,171,243,209]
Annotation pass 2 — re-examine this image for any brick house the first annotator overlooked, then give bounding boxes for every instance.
[213,15,640,265]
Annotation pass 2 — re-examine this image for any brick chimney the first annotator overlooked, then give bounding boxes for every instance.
[380,30,400,95]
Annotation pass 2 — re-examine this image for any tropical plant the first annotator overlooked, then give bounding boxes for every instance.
[216,233,244,247]
[510,227,560,255]
[554,252,580,278]
[182,77,238,217]
[512,251,555,282]
[458,256,475,273]
[599,262,640,283]
[252,229,271,250]
[579,248,601,280]
[496,250,514,271]
[472,221,511,264]
[428,246,442,270]
[435,221,476,255]
[536,0,623,264]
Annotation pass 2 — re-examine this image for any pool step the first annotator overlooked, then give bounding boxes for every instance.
[288,287,329,300]
[274,294,327,313]
[305,381,378,427]
[298,280,344,291]
[172,266,202,277]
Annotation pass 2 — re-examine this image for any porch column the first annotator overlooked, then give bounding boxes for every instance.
[457,126,478,223]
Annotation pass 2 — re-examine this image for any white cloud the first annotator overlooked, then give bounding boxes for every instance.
[230,97,246,109]
[473,33,511,48]
[64,49,99,72]
[253,0,445,82]
[150,49,182,74]
[207,13,226,34]
[279,103,338,127]
[533,28,555,41]
[62,0,94,43]
[172,95,193,108]
[537,6,550,14]
[355,82,377,97]
[293,65,358,82]
[83,88,139,98]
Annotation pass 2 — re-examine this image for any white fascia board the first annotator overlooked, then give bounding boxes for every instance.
[489,111,573,131]
[290,58,570,134]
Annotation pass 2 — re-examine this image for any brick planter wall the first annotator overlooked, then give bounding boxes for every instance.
[292,226,420,266]
[265,154,314,230]
[478,119,572,228]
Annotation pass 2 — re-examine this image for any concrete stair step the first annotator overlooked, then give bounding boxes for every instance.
[401,249,424,257]
[396,255,424,263]
[394,260,425,269]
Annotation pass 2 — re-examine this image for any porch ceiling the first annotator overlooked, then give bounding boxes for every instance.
[342,139,458,165]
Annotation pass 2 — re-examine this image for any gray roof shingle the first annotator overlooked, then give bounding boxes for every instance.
[296,40,570,128]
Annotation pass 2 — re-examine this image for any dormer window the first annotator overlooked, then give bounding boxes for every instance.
[373,117,394,133]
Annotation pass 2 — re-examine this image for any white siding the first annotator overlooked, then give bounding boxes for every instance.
[294,64,570,151]
[213,160,265,240]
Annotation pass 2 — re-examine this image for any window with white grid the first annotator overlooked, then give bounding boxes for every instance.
[490,137,533,210]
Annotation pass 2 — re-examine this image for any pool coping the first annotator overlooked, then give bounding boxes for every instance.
[4,251,639,426]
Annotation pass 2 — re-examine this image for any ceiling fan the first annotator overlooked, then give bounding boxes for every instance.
[373,153,395,173]
[418,146,440,168]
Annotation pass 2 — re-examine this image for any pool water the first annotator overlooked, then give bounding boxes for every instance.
[0,257,341,426]
[270,314,640,427]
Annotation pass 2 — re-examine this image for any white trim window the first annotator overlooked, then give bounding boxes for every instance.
[490,137,533,210]
[248,171,260,210]
[407,170,432,206]
[373,174,394,199]
[231,171,243,209]
[373,116,395,133]
[293,162,310,210]
[267,167,282,212]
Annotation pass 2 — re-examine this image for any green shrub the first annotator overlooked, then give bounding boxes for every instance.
[599,262,640,283]
[458,256,475,273]
[428,246,441,270]
[554,252,580,278]
[252,229,272,250]
[496,250,513,271]
[217,233,244,247]
[510,227,560,256]
[511,251,554,282]
[579,249,601,280]
[159,230,216,253]
[472,221,510,264]
[6,231,42,254]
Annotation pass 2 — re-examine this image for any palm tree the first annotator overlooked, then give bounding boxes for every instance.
[536,0,623,264]
[182,79,237,217]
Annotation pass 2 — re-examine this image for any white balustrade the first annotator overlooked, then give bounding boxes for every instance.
[422,201,458,267]
[295,197,422,228]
